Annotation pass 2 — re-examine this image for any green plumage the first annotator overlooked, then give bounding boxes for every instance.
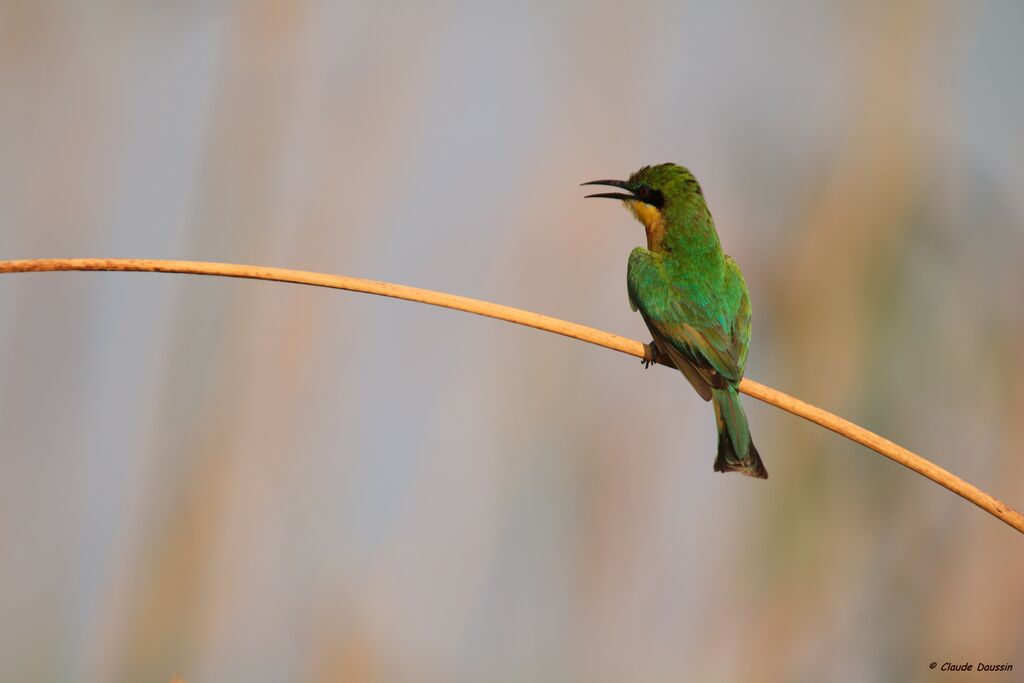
[587,163,767,479]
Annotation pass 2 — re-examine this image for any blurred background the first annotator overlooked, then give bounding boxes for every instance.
[2,1,1023,681]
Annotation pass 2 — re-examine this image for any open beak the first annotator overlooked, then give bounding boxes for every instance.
[582,179,635,201]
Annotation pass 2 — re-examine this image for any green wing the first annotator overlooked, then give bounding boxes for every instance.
[724,255,752,374]
[628,249,751,397]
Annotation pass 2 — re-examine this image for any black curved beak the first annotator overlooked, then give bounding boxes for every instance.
[582,179,635,201]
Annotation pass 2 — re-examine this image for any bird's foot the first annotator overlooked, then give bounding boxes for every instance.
[641,342,661,369]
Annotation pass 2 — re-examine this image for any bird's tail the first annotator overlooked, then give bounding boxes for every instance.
[712,385,768,479]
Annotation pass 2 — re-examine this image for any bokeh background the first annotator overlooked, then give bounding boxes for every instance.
[2,1,1023,681]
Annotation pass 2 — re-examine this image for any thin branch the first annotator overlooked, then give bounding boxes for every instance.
[2,257,1022,535]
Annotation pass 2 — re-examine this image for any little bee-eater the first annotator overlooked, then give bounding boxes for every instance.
[584,163,767,479]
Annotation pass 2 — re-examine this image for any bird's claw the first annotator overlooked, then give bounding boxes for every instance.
[641,342,661,369]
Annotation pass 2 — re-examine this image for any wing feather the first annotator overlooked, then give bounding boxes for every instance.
[628,248,750,392]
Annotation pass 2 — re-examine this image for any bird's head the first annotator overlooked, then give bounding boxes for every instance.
[583,163,704,239]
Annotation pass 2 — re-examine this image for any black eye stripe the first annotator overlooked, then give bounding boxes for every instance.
[634,185,665,208]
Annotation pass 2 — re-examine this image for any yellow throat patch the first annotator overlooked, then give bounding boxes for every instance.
[625,200,666,250]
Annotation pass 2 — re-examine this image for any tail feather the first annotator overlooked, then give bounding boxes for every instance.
[712,386,767,479]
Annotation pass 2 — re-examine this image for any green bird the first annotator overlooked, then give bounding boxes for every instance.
[584,163,767,479]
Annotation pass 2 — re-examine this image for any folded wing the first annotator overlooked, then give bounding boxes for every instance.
[627,249,750,401]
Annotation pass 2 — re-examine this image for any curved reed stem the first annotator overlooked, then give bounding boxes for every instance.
[2,257,1022,534]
